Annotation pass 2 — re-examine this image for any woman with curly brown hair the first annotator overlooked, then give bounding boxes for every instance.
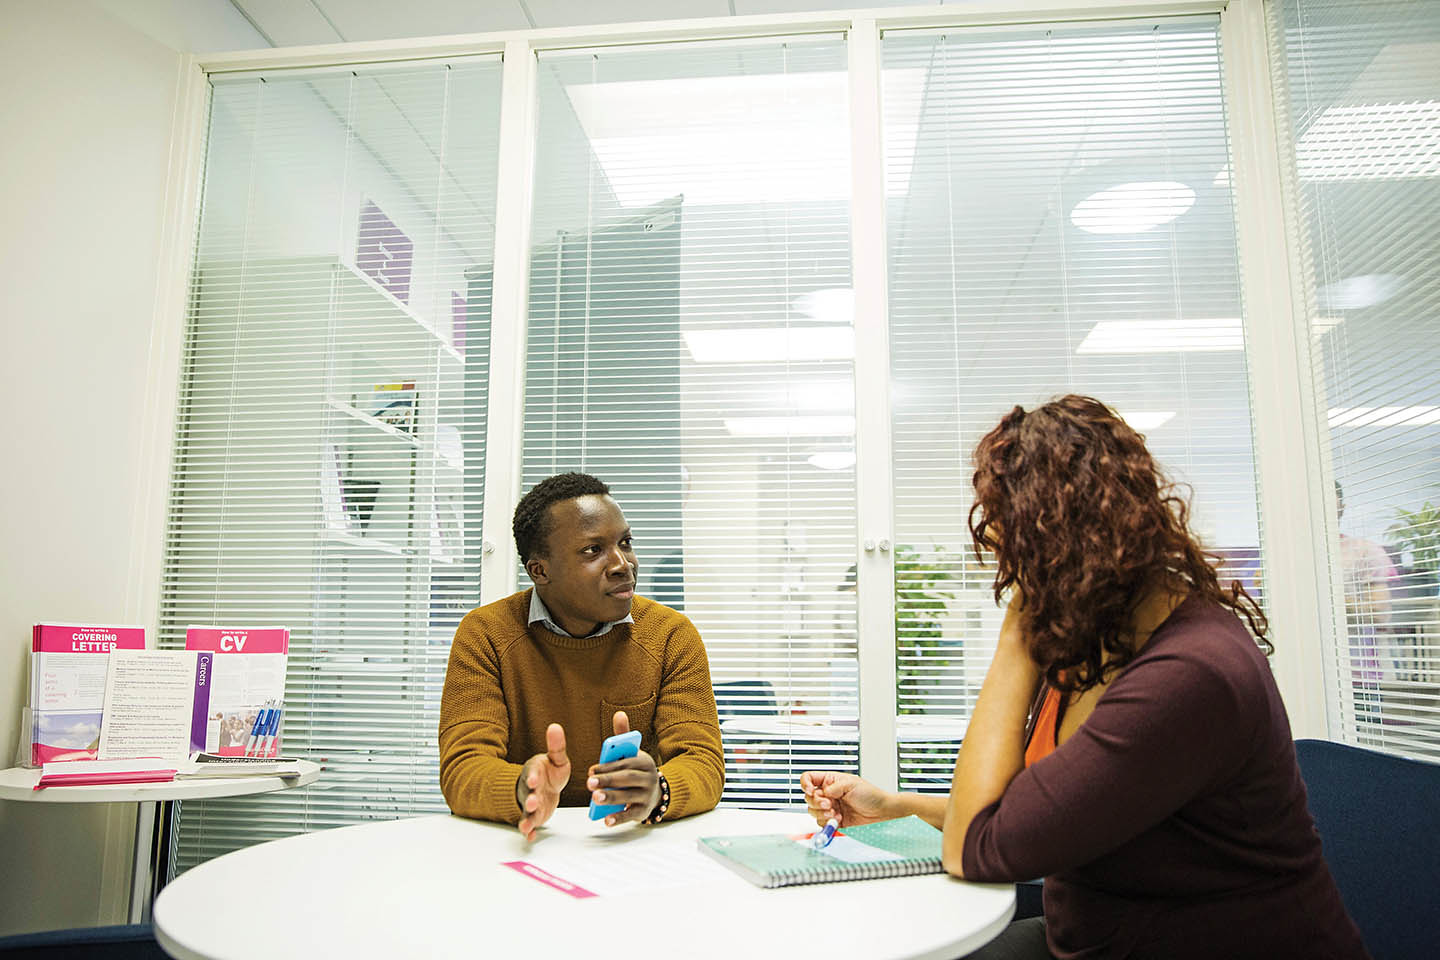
[800,395,1367,960]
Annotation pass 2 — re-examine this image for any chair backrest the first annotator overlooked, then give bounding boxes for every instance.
[0,923,166,959]
[1293,738,1440,960]
[712,679,777,720]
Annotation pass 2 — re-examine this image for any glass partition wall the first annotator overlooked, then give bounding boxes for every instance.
[1269,0,1440,759]
[156,1,1436,869]
[524,37,860,805]
[883,17,1263,791]
[165,58,502,868]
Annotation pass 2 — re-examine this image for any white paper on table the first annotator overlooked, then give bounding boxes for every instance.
[794,834,905,864]
[97,650,198,761]
[516,838,734,897]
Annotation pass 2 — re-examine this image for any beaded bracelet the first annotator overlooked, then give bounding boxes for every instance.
[643,771,670,824]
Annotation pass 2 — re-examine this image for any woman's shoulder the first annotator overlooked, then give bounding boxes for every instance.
[1151,595,1262,653]
[1118,596,1275,707]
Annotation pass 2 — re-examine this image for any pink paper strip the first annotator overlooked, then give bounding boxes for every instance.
[502,861,598,899]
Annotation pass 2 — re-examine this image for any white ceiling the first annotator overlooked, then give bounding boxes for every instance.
[229,0,946,46]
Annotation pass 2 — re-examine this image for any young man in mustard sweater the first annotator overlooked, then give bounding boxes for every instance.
[438,472,724,840]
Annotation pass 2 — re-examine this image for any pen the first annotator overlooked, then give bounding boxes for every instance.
[812,818,839,851]
[260,705,283,757]
[261,702,278,756]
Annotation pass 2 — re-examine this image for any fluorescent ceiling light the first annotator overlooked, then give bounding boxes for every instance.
[1297,44,1440,181]
[1070,181,1196,234]
[1076,318,1243,354]
[725,416,855,437]
[1317,274,1405,310]
[1116,410,1176,431]
[565,70,924,207]
[1299,101,1440,180]
[807,450,857,470]
[684,326,853,364]
[1328,406,1440,428]
[794,287,854,326]
[786,378,854,412]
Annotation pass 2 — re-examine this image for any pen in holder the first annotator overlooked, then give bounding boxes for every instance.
[261,705,284,757]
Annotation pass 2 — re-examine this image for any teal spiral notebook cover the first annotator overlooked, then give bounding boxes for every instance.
[698,815,944,888]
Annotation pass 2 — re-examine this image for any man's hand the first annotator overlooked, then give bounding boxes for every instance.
[517,723,570,842]
[587,711,659,827]
[800,770,893,828]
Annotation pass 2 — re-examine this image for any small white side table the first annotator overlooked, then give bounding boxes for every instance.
[0,762,320,922]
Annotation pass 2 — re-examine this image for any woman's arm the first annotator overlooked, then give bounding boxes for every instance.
[942,598,1040,877]
[891,792,950,829]
[801,772,950,829]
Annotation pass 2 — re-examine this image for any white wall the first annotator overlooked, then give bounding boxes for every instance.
[0,0,263,935]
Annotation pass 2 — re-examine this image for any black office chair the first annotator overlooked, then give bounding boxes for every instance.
[713,678,777,720]
[0,924,166,959]
[1013,878,1045,920]
[1295,738,1440,960]
[713,679,779,804]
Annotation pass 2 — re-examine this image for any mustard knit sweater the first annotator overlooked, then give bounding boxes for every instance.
[438,589,725,824]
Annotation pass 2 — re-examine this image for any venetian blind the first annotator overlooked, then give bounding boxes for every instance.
[523,35,858,805]
[882,17,1267,791]
[165,58,502,869]
[1269,0,1440,759]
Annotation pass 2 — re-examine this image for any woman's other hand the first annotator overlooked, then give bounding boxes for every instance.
[800,770,893,827]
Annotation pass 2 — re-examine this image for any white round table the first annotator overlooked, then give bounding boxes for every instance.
[0,762,320,922]
[154,807,1014,960]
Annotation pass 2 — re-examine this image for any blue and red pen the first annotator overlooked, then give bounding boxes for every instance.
[811,818,839,850]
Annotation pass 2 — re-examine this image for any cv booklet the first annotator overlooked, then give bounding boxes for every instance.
[698,815,944,889]
[185,626,289,758]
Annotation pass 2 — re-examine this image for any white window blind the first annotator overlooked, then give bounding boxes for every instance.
[164,58,502,869]
[1269,0,1440,759]
[525,36,858,805]
[882,18,1266,791]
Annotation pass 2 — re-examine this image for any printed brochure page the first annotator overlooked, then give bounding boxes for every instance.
[97,649,211,761]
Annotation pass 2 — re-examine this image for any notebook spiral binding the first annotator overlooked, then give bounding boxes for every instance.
[766,857,940,888]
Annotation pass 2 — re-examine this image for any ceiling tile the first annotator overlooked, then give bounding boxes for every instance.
[521,0,730,29]
[731,0,938,13]
[314,0,532,42]
[234,0,344,46]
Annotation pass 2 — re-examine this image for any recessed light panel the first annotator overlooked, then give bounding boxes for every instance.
[1076,318,1243,354]
[1071,180,1196,234]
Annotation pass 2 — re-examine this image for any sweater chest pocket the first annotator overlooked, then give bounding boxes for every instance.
[600,692,657,757]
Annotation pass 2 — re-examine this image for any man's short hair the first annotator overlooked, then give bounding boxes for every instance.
[512,472,611,563]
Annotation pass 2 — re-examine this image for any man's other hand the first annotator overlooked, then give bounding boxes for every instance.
[517,722,570,842]
[587,710,660,827]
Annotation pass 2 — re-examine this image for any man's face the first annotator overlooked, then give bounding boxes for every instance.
[527,494,638,635]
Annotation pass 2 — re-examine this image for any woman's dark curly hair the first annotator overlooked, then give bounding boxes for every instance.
[968,395,1269,693]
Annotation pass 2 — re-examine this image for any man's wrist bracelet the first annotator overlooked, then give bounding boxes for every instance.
[643,771,670,824]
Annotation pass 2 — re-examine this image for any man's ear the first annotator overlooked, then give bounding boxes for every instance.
[526,555,549,585]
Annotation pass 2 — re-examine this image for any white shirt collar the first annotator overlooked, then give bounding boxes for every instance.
[527,589,633,639]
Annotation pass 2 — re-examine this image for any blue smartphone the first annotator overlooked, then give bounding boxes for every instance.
[588,729,642,820]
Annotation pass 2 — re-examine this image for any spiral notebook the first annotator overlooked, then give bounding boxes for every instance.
[698,815,943,888]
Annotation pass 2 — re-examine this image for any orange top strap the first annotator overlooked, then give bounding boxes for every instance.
[1024,685,1064,767]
